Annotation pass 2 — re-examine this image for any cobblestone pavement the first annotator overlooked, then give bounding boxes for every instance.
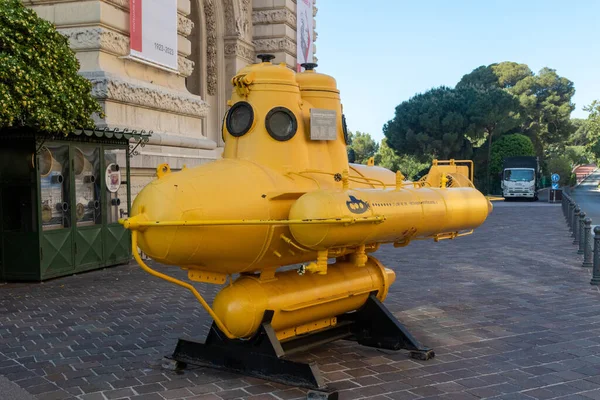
[2,202,600,400]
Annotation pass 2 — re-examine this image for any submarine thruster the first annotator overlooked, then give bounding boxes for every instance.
[119,54,493,390]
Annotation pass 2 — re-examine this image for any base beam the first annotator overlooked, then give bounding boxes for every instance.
[168,294,434,390]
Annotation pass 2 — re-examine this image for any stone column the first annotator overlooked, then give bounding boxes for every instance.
[252,0,318,70]
[223,0,255,74]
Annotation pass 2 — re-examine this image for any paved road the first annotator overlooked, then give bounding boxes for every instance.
[571,169,600,224]
[2,202,600,400]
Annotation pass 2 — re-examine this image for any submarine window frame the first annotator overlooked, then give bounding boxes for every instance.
[265,107,297,142]
[226,101,254,138]
[221,111,227,143]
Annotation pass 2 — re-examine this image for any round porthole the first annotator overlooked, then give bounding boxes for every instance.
[226,101,254,137]
[342,114,350,145]
[266,107,297,141]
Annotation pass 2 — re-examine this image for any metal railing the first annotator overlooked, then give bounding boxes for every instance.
[562,194,599,284]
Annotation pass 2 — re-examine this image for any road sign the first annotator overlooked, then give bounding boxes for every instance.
[552,183,559,189]
[551,173,560,183]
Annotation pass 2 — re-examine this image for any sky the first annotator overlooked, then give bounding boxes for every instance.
[314,0,600,143]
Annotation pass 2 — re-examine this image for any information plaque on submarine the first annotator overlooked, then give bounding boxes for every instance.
[310,109,337,140]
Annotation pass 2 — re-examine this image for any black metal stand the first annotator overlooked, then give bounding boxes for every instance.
[168,293,434,391]
[340,293,435,361]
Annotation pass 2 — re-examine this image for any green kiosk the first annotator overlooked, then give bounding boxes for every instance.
[0,127,151,282]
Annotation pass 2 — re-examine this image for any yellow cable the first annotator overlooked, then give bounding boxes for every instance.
[286,172,321,188]
[131,231,237,340]
[280,233,312,253]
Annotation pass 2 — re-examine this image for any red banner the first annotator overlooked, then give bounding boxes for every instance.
[130,0,142,52]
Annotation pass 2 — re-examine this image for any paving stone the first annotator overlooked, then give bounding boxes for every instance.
[131,382,165,394]
[436,392,480,400]
[409,385,445,397]
[214,378,248,390]
[432,381,467,393]
[570,379,600,391]
[159,387,193,399]
[130,394,164,400]
[35,390,73,400]
[184,395,222,400]
[490,394,536,400]
[386,391,422,400]
[522,387,562,399]
[27,382,60,395]
[271,388,306,399]
[103,387,136,399]
[217,388,250,399]
[246,395,279,400]
[581,390,600,400]
[160,378,194,390]
[79,393,107,400]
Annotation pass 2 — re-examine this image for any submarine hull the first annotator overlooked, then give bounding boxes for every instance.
[212,256,395,339]
[289,187,491,250]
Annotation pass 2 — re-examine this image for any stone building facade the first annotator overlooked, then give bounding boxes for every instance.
[23,0,317,198]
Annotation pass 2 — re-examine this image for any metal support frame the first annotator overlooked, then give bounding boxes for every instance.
[167,293,434,390]
[128,129,152,158]
[34,137,48,155]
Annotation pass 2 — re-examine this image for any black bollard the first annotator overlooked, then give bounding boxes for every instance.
[573,206,580,244]
[578,211,586,255]
[572,203,577,234]
[583,218,593,268]
[569,202,575,233]
[591,226,600,285]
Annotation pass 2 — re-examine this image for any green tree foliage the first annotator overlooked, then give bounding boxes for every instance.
[382,86,485,162]
[585,101,600,134]
[469,86,523,191]
[383,84,520,193]
[346,131,379,164]
[373,138,430,180]
[582,101,600,159]
[569,118,590,146]
[458,62,575,155]
[564,146,592,167]
[489,134,535,177]
[546,156,574,187]
[455,65,498,88]
[513,67,576,148]
[457,62,533,90]
[0,0,102,134]
[490,62,533,88]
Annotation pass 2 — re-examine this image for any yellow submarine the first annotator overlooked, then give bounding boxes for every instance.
[119,54,493,390]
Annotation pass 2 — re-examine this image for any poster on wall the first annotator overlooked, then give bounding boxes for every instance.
[296,0,314,72]
[129,0,178,71]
